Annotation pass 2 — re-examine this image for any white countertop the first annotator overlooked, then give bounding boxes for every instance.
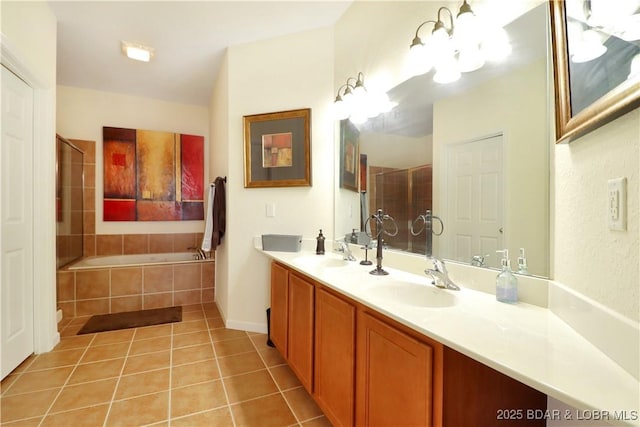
[259,248,640,427]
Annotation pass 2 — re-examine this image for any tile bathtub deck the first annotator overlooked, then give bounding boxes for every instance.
[0,304,330,427]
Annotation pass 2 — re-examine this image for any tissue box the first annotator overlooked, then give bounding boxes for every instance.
[261,234,302,252]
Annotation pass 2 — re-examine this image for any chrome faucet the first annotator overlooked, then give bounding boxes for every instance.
[337,239,357,261]
[425,256,460,291]
[411,210,459,291]
[188,246,207,260]
[366,209,398,276]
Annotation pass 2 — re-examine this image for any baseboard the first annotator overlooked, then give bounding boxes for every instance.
[224,319,268,334]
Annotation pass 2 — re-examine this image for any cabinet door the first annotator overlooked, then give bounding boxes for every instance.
[314,288,356,427]
[270,262,289,356]
[356,311,434,427]
[288,273,315,392]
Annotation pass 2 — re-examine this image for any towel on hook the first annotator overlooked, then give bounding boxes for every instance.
[201,184,215,251]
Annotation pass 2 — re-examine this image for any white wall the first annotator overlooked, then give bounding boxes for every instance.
[433,59,549,276]
[361,133,432,169]
[56,86,210,235]
[554,110,639,322]
[211,27,335,331]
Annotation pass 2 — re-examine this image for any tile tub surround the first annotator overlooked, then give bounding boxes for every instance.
[57,260,215,318]
[1,304,330,426]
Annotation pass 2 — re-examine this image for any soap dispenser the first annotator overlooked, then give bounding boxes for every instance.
[517,248,529,275]
[316,229,325,255]
[496,249,518,303]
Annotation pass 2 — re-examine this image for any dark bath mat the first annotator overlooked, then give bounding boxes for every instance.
[77,306,182,335]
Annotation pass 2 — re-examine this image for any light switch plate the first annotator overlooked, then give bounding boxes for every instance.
[607,177,626,231]
[266,202,276,218]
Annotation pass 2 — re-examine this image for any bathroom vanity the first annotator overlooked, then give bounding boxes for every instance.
[260,245,639,427]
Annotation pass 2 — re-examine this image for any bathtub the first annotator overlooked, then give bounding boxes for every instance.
[68,252,205,270]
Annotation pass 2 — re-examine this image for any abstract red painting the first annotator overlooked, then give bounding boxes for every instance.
[103,127,204,221]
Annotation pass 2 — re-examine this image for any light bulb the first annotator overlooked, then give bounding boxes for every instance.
[433,57,460,84]
[458,44,484,73]
[333,98,350,120]
[481,26,511,62]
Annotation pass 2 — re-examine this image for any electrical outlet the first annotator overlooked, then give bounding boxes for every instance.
[607,177,626,231]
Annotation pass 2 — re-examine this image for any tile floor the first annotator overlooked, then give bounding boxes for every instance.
[0,303,331,426]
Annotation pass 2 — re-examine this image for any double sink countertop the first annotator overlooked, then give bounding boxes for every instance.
[259,246,639,427]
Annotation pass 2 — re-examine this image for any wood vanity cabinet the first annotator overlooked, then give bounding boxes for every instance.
[356,310,442,427]
[314,287,356,427]
[269,262,546,427]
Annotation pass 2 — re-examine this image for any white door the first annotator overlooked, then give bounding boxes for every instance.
[442,134,503,268]
[1,65,35,379]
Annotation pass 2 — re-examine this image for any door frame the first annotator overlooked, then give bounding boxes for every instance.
[2,34,59,354]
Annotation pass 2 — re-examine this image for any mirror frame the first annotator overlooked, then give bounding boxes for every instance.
[550,0,640,144]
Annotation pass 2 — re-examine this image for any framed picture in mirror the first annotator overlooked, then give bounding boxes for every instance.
[339,119,359,192]
[550,0,640,143]
[243,108,311,188]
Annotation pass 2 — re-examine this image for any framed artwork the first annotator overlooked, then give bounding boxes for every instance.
[339,119,359,192]
[549,0,640,143]
[103,126,204,221]
[243,108,311,188]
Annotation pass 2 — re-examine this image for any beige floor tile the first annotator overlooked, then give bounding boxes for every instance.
[128,335,171,356]
[259,346,287,367]
[302,416,333,427]
[223,369,278,403]
[170,380,227,418]
[0,388,60,423]
[217,351,265,377]
[181,304,203,313]
[182,310,205,321]
[90,328,135,346]
[172,319,208,335]
[3,366,73,395]
[114,368,170,400]
[67,358,124,384]
[171,407,234,426]
[122,350,170,375]
[214,337,255,357]
[203,303,221,318]
[105,391,169,426]
[27,349,84,371]
[1,416,43,426]
[248,333,271,350]
[80,342,130,363]
[49,378,117,413]
[270,364,302,391]
[40,403,109,426]
[171,359,219,388]
[172,343,214,366]
[53,334,95,351]
[230,393,297,427]
[172,330,211,348]
[59,323,84,337]
[207,317,225,329]
[1,373,19,395]
[5,355,36,375]
[285,386,324,422]
[209,328,248,342]
[133,323,173,340]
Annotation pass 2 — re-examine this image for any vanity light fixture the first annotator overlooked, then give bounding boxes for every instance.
[121,41,154,62]
[332,72,396,123]
[408,0,511,83]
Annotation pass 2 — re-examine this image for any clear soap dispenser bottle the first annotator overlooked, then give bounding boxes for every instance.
[517,248,529,275]
[496,249,518,303]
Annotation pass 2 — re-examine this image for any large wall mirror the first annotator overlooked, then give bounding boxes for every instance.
[334,1,550,277]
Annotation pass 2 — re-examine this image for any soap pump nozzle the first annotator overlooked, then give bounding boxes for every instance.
[496,249,511,270]
[517,248,528,275]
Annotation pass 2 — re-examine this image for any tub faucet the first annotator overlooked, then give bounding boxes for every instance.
[188,246,207,260]
[337,239,357,261]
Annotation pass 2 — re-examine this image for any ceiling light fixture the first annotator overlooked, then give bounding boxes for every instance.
[121,41,154,62]
[408,1,511,84]
[332,72,396,124]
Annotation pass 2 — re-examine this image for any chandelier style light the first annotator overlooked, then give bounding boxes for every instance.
[332,72,396,123]
[407,0,511,84]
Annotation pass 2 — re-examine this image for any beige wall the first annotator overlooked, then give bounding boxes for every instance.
[554,110,639,322]
[56,86,210,236]
[211,27,335,331]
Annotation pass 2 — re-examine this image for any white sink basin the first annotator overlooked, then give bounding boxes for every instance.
[292,255,350,269]
[369,282,457,308]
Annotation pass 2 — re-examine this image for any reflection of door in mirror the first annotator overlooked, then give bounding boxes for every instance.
[369,165,432,254]
[441,134,503,269]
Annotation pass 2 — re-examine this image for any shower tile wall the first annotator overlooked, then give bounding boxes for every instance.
[69,139,96,257]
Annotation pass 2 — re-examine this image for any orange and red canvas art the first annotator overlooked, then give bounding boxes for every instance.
[103,127,204,221]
